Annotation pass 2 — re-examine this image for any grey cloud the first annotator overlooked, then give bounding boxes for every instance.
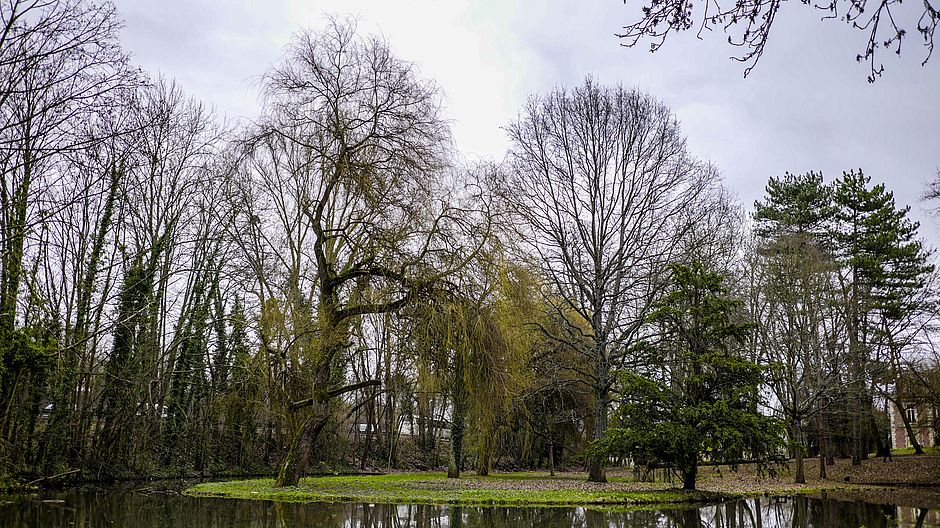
[112,0,940,242]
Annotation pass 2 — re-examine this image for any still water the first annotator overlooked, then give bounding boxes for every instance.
[1,487,939,528]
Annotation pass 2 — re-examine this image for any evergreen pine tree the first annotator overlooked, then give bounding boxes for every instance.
[832,169,934,463]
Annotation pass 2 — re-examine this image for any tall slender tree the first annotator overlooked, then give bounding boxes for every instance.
[832,170,934,463]
[0,0,137,451]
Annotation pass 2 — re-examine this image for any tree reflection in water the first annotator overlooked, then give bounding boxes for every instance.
[0,490,938,527]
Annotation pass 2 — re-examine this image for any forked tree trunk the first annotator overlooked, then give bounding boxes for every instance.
[274,377,381,487]
[275,413,329,487]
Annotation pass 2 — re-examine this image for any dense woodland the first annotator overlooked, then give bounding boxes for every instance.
[2,1,940,491]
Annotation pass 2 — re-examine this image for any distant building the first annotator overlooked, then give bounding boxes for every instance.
[888,401,936,449]
[897,505,940,527]
[352,416,450,439]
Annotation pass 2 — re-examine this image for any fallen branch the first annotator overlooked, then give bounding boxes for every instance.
[25,468,81,487]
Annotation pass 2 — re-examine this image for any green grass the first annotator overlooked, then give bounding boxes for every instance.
[890,446,940,456]
[184,472,713,507]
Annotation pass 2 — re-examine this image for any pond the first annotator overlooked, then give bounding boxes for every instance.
[1,486,939,527]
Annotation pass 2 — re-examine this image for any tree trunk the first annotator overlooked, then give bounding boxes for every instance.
[0,150,32,440]
[41,165,121,471]
[884,317,923,456]
[852,391,864,465]
[587,360,609,483]
[847,279,865,467]
[794,420,805,484]
[448,408,464,478]
[275,413,329,487]
[818,411,829,478]
[682,460,698,490]
[548,441,555,476]
[360,396,374,470]
[448,354,467,479]
[871,412,891,459]
[276,415,309,487]
[477,429,491,476]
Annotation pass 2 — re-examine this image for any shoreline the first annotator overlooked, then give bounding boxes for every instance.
[182,455,940,509]
[180,473,905,509]
[183,474,721,508]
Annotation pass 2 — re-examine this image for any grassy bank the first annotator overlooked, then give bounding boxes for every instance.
[185,455,940,508]
[184,472,711,507]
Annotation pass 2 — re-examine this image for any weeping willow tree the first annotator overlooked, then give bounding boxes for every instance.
[472,260,543,476]
[222,18,489,487]
[411,294,484,479]
[409,254,536,478]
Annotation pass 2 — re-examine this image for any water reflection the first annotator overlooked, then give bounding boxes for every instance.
[1,489,938,527]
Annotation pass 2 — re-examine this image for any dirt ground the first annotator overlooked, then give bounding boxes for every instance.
[448,455,940,508]
[697,454,940,486]
[694,455,940,508]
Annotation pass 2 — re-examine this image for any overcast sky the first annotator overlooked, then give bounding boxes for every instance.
[112,0,940,243]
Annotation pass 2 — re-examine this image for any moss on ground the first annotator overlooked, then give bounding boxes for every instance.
[184,472,713,507]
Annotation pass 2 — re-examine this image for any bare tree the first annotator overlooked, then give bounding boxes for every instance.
[504,79,713,482]
[96,77,221,469]
[750,172,847,481]
[753,234,844,482]
[35,100,136,471]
